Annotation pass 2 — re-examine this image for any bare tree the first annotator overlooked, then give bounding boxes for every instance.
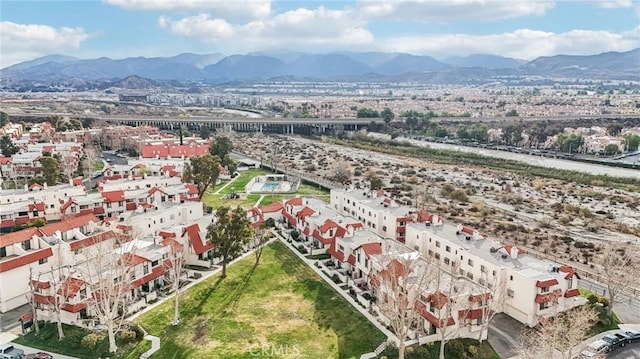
[253,225,272,266]
[518,304,598,359]
[48,266,66,341]
[475,269,508,343]
[59,152,78,183]
[434,263,471,359]
[372,252,435,359]
[26,266,40,335]
[78,241,135,353]
[165,240,185,326]
[600,244,639,318]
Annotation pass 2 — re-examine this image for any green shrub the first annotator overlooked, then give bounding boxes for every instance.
[117,329,137,344]
[81,332,102,349]
[587,294,599,305]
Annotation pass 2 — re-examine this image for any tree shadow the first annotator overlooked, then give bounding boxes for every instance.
[193,276,224,315]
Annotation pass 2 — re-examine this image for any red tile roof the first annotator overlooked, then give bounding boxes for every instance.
[0,227,40,247]
[285,197,303,206]
[120,253,148,266]
[468,293,492,303]
[347,255,356,266]
[0,219,16,229]
[159,231,176,238]
[564,288,580,298]
[131,266,165,288]
[31,279,51,289]
[141,144,209,159]
[102,190,125,203]
[296,206,315,220]
[161,237,183,253]
[282,209,297,227]
[39,213,98,236]
[415,300,455,328]
[72,177,83,186]
[319,219,339,233]
[535,289,562,303]
[358,243,382,258]
[58,277,85,298]
[428,291,450,310]
[61,301,89,313]
[33,294,56,305]
[535,279,559,288]
[69,231,117,251]
[183,223,214,255]
[328,240,344,262]
[260,201,283,213]
[459,308,484,320]
[28,202,46,212]
[0,248,53,273]
[559,265,581,279]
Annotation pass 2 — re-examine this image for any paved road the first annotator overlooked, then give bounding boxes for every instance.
[607,342,640,359]
[101,151,127,165]
[10,343,79,359]
[579,278,640,324]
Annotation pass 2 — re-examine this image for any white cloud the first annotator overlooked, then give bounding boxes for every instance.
[378,26,640,60]
[103,0,271,19]
[1,21,90,67]
[160,6,374,51]
[357,0,555,23]
[595,0,633,8]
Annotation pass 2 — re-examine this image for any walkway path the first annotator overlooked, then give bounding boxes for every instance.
[140,334,160,359]
[213,175,240,195]
[253,194,265,207]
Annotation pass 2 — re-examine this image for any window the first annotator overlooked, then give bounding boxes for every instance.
[507,289,514,298]
[74,248,82,255]
[339,245,344,252]
[428,250,434,257]
[365,258,369,267]
[467,259,474,267]
[479,278,486,285]
[568,277,573,288]
[510,275,513,281]
[435,253,440,260]
[459,269,465,276]
[22,240,31,250]
[541,287,549,293]
[481,265,487,273]
[445,245,451,253]
[151,260,159,267]
[39,257,48,265]
[435,241,440,248]
[492,270,497,277]
[539,302,549,310]
[372,224,376,229]
[144,265,150,274]
[444,257,450,265]
[467,272,473,280]
[382,225,387,232]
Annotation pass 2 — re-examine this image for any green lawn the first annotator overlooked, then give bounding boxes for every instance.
[220,169,269,194]
[93,160,105,171]
[14,322,149,359]
[135,241,386,358]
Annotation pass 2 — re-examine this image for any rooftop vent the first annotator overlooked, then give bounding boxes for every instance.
[490,247,497,253]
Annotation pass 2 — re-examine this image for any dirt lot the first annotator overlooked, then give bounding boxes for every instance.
[236,132,640,275]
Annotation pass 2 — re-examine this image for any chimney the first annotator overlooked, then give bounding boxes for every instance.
[511,245,519,259]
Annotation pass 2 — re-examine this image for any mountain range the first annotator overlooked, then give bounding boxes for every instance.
[1,49,638,87]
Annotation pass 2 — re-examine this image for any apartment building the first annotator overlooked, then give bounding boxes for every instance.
[0,214,103,312]
[0,182,86,223]
[405,222,583,327]
[117,200,204,236]
[330,189,442,243]
[330,188,584,327]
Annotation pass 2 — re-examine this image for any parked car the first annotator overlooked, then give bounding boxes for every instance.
[24,353,54,359]
[0,344,24,359]
[580,339,608,357]
[624,329,640,343]
[602,332,630,351]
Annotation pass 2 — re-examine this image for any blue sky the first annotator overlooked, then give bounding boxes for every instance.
[1,0,639,67]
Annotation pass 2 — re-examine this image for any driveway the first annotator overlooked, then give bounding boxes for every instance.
[488,313,525,359]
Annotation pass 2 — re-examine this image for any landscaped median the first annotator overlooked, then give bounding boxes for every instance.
[134,241,386,358]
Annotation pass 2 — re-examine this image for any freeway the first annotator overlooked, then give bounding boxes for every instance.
[7,111,639,125]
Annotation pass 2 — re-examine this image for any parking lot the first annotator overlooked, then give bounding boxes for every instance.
[608,342,640,359]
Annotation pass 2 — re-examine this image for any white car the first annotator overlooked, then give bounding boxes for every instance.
[580,339,608,357]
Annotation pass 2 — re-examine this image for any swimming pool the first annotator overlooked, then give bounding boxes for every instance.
[261,182,279,191]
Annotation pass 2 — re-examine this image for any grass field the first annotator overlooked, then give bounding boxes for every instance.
[136,241,386,358]
[202,169,331,209]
